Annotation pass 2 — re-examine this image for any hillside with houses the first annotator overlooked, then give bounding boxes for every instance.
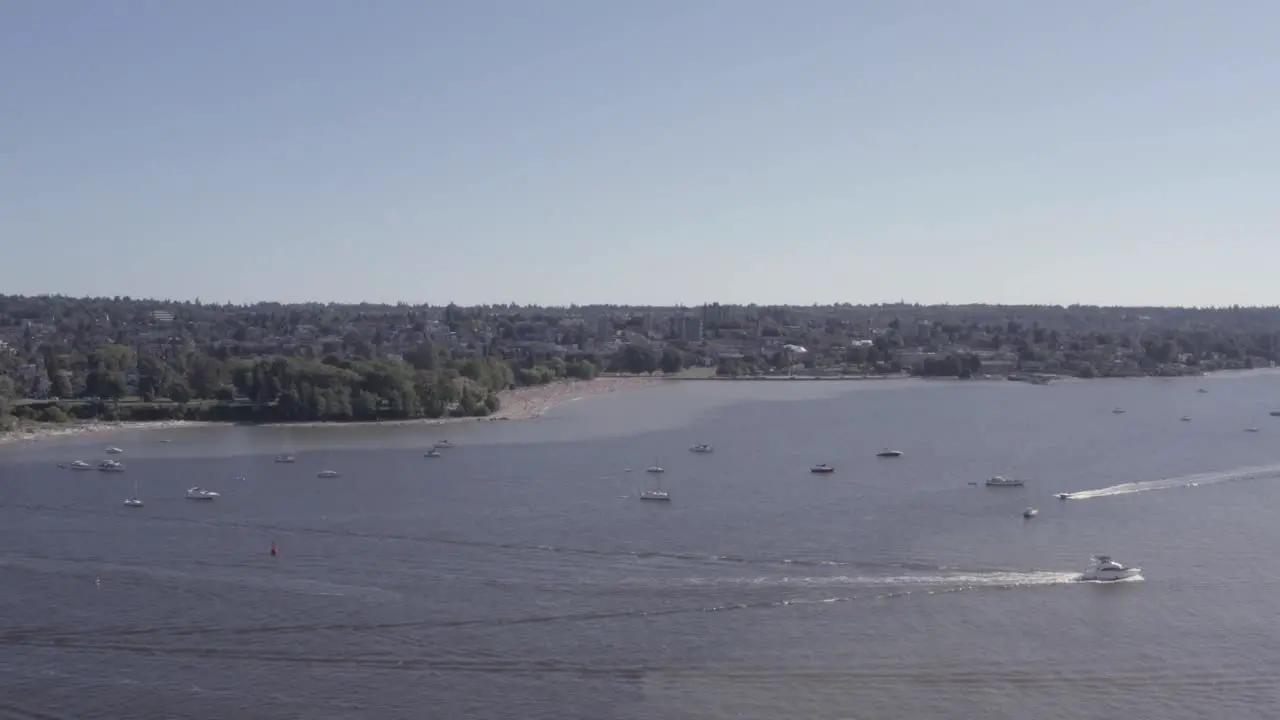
[2,296,1279,427]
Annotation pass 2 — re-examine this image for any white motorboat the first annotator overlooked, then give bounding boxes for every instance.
[68,460,94,471]
[810,463,835,474]
[274,455,296,464]
[986,475,1024,487]
[97,460,125,473]
[105,446,124,454]
[434,440,455,449]
[876,449,904,458]
[1056,492,1071,500]
[1022,507,1038,518]
[317,470,340,478]
[646,457,664,473]
[1180,416,1192,422]
[186,486,219,500]
[689,444,713,454]
[424,449,442,458]
[1245,427,1261,433]
[1079,555,1141,582]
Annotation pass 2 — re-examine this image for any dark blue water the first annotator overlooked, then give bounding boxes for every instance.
[4,373,1280,718]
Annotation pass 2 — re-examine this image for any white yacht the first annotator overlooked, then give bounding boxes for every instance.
[186,486,219,500]
[424,449,442,458]
[105,446,124,454]
[434,440,455,449]
[876,449,904,458]
[97,460,125,473]
[1022,507,1038,518]
[68,460,94,471]
[317,470,340,478]
[1079,555,1141,582]
[274,455,296,464]
[689,444,713,454]
[986,475,1025,487]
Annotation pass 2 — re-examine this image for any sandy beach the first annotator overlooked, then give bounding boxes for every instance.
[0,375,660,446]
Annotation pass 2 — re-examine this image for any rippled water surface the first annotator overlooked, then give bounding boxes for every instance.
[5,374,1280,718]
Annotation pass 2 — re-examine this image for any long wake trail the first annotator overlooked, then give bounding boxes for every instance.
[1059,462,1280,500]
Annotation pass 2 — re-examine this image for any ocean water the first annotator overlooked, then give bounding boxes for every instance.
[4,373,1280,718]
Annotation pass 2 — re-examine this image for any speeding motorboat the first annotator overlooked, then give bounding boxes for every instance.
[810,464,835,474]
[185,486,219,500]
[985,475,1025,487]
[97,460,125,473]
[1022,507,1038,518]
[1079,555,1141,582]
[689,444,713,454]
[876,449,904,458]
[1056,492,1070,500]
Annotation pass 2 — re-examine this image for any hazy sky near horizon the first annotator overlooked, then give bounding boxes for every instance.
[3,1,1278,307]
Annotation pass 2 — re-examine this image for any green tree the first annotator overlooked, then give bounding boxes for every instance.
[660,347,684,374]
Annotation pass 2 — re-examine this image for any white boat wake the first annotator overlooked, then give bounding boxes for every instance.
[1057,462,1280,500]
[675,570,1083,590]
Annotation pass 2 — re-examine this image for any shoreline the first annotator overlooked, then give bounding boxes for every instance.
[0,375,660,446]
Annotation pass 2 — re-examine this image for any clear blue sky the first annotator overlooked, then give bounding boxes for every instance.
[3,1,1277,307]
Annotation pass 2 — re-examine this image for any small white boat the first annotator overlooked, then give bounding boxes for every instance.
[1246,427,1261,433]
[986,475,1024,487]
[68,460,94,471]
[274,455,296,464]
[1111,408,1126,414]
[1180,416,1192,422]
[434,440,455,449]
[1079,555,1141,582]
[97,460,125,473]
[317,470,341,478]
[689,444,713,454]
[1022,507,1038,518]
[876,449,904,458]
[124,479,143,507]
[646,465,665,473]
[105,447,124,454]
[810,464,835,474]
[1056,492,1071,500]
[185,486,219,500]
[424,449,442,458]
[640,472,670,501]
